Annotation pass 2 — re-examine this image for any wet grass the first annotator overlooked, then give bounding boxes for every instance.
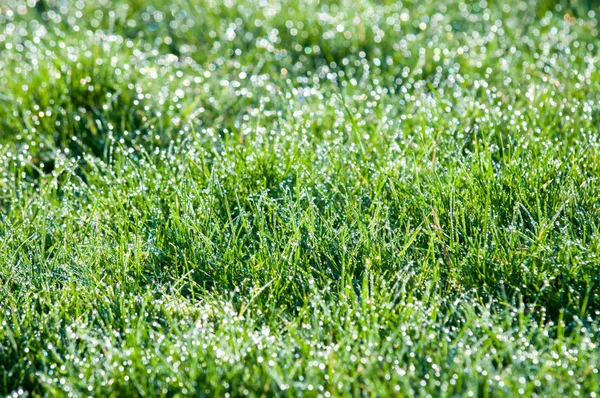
[1,0,600,396]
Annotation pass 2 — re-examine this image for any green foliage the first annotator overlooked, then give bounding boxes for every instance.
[0,0,599,396]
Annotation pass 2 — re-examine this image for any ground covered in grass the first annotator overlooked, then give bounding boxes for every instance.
[1,0,599,396]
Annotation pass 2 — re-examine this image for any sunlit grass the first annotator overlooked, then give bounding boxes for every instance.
[1,0,599,396]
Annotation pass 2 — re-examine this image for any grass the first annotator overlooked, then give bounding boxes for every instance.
[1,0,599,396]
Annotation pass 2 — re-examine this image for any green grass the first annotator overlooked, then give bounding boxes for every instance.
[1,0,600,396]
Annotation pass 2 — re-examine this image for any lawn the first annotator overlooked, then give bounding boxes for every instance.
[0,0,599,396]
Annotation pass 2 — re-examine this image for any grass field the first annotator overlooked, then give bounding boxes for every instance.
[1,0,600,396]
